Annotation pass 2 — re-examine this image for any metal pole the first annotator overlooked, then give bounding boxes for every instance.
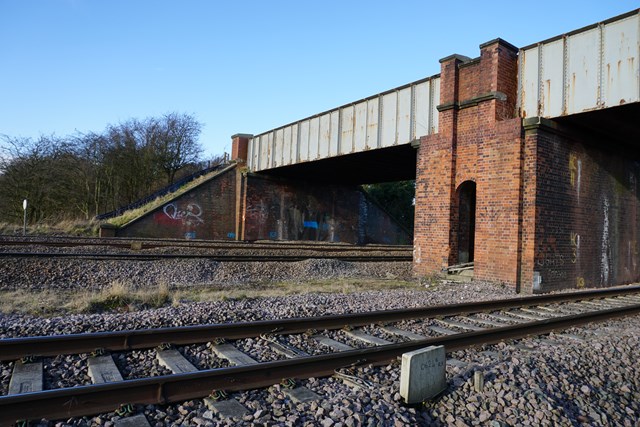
[22,199,27,236]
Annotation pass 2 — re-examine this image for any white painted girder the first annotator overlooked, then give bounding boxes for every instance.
[519,10,639,119]
[248,76,440,172]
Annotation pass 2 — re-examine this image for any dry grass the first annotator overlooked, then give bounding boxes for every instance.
[173,278,418,302]
[0,222,22,235]
[0,278,421,316]
[65,280,172,313]
[0,219,100,237]
[0,289,69,316]
[0,281,171,316]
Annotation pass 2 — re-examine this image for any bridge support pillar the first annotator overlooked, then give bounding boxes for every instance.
[231,133,252,163]
[414,39,526,289]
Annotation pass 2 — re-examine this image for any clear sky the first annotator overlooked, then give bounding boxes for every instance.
[1,1,638,158]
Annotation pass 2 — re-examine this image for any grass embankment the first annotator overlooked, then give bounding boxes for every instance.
[107,166,232,227]
[0,220,101,237]
[0,278,422,316]
[0,167,233,235]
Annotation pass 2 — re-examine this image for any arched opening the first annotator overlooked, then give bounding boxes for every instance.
[457,181,476,263]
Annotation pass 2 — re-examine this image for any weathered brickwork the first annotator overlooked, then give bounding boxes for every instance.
[525,121,640,292]
[414,39,522,285]
[243,175,411,244]
[231,134,251,164]
[115,166,411,245]
[117,166,239,240]
[414,36,638,293]
[474,118,523,285]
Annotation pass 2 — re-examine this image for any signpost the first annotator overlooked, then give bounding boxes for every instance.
[22,199,27,236]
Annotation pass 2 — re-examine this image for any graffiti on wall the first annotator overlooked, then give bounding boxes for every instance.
[286,205,338,241]
[569,153,581,198]
[535,234,568,283]
[153,201,205,228]
[570,232,580,264]
[601,197,611,285]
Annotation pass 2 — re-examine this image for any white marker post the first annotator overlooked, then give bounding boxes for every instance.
[22,199,27,236]
[400,345,447,404]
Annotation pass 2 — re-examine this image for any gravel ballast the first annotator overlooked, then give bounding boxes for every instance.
[0,251,639,426]
[0,257,412,291]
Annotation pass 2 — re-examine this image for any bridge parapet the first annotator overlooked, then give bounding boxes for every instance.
[248,76,440,172]
[519,9,639,119]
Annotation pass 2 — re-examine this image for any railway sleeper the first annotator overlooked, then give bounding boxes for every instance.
[485,313,529,323]
[578,300,623,309]
[8,360,43,395]
[209,343,259,366]
[505,311,549,321]
[266,340,310,359]
[156,349,198,374]
[466,316,508,327]
[87,354,123,384]
[519,307,562,317]
[379,325,427,341]
[114,413,152,427]
[343,329,392,346]
[436,318,485,332]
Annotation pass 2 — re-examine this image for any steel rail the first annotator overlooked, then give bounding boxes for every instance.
[1,302,639,424]
[1,285,639,361]
[0,252,412,262]
[0,236,411,253]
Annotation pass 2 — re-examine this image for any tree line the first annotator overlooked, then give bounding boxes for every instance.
[0,112,219,224]
[0,111,415,232]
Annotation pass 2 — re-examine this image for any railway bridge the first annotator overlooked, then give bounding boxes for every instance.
[105,10,639,293]
[229,9,640,292]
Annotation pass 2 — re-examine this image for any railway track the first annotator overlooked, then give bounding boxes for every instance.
[0,236,412,262]
[0,252,412,262]
[0,235,412,254]
[1,285,640,424]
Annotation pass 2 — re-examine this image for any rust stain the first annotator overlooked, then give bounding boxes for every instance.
[545,80,551,108]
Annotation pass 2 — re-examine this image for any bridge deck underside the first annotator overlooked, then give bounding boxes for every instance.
[553,103,640,156]
[254,144,417,185]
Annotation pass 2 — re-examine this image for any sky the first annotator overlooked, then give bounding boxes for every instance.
[1,1,638,158]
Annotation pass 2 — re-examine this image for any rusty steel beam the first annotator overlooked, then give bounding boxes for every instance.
[1,285,639,361]
[1,303,639,424]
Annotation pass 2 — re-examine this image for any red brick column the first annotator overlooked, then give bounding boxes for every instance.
[413,54,467,276]
[231,134,252,163]
[414,39,525,288]
[519,127,540,293]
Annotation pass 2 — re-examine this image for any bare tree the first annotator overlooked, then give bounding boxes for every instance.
[0,135,79,222]
[0,112,207,223]
[152,112,203,184]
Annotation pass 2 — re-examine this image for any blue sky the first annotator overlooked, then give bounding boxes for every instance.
[1,1,638,158]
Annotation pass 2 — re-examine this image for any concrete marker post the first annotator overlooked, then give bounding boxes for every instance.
[400,345,447,404]
[473,370,485,392]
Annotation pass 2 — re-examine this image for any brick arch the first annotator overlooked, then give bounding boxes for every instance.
[454,180,477,264]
